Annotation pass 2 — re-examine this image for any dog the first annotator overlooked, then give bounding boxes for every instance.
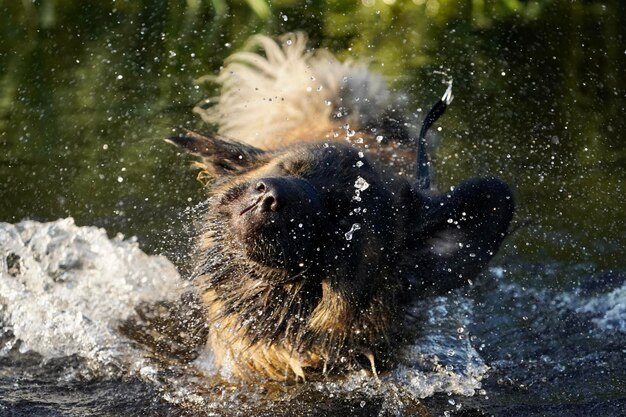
[166,33,514,381]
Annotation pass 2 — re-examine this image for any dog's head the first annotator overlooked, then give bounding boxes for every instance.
[168,132,419,302]
[169,130,514,302]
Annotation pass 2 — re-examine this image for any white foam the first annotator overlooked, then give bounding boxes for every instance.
[390,296,488,399]
[0,218,183,364]
[577,282,626,333]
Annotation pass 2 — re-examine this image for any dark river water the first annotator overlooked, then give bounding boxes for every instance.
[1,1,625,416]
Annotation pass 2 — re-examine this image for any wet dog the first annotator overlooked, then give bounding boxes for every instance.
[167,34,514,381]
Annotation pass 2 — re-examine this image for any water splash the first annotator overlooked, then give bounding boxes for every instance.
[572,282,626,333]
[0,218,182,366]
[390,296,488,399]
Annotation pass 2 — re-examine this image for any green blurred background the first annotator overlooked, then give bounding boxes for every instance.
[1,0,624,275]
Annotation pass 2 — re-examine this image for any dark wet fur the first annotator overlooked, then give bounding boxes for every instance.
[125,39,514,379]
[155,136,514,380]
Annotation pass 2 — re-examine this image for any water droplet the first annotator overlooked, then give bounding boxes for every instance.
[354,176,370,191]
[345,223,361,241]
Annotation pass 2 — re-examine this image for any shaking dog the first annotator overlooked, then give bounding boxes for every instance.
[168,33,514,381]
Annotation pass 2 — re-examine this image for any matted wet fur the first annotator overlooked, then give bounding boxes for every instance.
[160,33,514,381]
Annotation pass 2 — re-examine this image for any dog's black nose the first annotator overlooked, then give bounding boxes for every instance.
[256,180,282,212]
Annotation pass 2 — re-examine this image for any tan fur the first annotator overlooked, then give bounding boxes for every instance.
[202,287,322,381]
[194,33,396,150]
[202,279,400,381]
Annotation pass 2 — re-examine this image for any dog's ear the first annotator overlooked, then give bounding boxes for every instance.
[412,178,514,295]
[166,130,264,178]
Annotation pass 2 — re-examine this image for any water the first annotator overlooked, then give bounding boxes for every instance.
[0,219,181,361]
[1,1,625,415]
[1,219,624,416]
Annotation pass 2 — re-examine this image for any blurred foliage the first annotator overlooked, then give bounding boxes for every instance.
[0,0,624,272]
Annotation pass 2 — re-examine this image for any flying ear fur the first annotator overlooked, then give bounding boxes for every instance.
[166,130,264,179]
[412,177,514,295]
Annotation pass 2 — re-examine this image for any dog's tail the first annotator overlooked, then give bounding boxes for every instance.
[194,33,409,149]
